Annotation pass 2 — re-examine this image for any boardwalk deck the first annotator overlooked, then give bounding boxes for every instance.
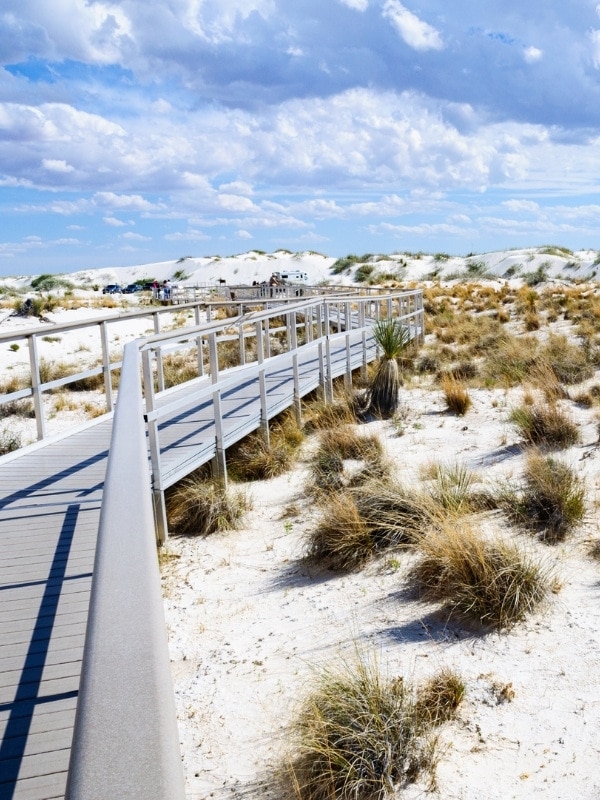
[0,426,109,800]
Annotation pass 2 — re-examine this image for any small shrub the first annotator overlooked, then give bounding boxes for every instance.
[0,426,21,455]
[440,374,471,416]
[317,427,383,463]
[425,463,479,515]
[284,654,449,800]
[228,431,293,481]
[303,393,357,432]
[161,350,200,389]
[502,453,585,542]
[509,401,580,448]
[9,343,19,352]
[166,474,251,536]
[541,334,594,385]
[307,478,427,571]
[410,521,556,629]
[414,669,465,728]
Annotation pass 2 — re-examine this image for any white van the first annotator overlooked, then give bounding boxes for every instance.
[272,270,309,284]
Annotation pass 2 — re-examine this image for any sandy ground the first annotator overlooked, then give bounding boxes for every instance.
[161,384,600,800]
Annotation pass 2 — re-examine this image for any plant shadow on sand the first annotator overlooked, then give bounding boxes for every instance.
[267,558,355,592]
[468,441,523,468]
[373,609,489,647]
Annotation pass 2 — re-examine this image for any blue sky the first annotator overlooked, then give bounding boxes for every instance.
[2,1,600,275]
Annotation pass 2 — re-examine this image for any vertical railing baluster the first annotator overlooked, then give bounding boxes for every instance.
[100,321,113,412]
[28,333,45,440]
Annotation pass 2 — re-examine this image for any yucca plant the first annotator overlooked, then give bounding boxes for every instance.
[367,318,411,417]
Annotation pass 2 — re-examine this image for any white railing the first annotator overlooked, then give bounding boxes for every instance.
[0,300,209,441]
[140,291,424,541]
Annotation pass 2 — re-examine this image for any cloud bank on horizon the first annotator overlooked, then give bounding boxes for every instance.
[2,0,600,274]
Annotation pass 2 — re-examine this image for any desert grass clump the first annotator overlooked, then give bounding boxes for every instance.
[303,392,357,432]
[413,669,465,728]
[424,462,480,515]
[541,333,595,385]
[502,452,585,542]
[162,349,200,389]
[306,492,373,571]
[509,401,580,448]
[410,521,555,629]
[440,373,471,416]
[284,654,451,800]
[481,334,540,387]
[228,431,293,481]
[166,473,251,536]
[307,478,427,571]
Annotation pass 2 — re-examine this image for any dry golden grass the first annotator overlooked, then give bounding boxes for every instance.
[409,520,557,629]
[166,473,252,536]
[229,411,304,481]
[509,400,580,448]
[498,451,586,542]
[284,653,462,800]
[440,373,471,415]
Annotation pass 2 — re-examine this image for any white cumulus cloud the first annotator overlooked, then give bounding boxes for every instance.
[382,0,443,51]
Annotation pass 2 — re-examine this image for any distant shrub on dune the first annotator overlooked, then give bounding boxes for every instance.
[509,400,580,448]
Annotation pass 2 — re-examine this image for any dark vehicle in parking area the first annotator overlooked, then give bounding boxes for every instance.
[123,283,142,294]
[102,284,122,294]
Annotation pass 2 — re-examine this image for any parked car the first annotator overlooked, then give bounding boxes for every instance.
[102,284,122,294]
[123,283,142,294]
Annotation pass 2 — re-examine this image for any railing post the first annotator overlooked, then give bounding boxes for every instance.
[142,348,168,544]
[318,340,326,401]
[208,331,219,383]
[359,301,368,382]
[292,351,302,426]
[211,387,228,485]
[238,320,246,366]
[323,304,333,402]
[28,333,45,440]
[100,320,113,412]
[255,322,270,442]
[153,314,165,393]
[344,331,352,391]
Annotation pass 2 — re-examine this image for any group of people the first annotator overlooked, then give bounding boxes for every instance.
[151,280,172,301]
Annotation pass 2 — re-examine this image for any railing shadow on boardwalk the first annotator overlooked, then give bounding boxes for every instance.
[0,505,86,800]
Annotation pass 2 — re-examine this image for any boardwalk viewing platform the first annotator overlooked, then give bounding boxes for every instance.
[0,290,424,799]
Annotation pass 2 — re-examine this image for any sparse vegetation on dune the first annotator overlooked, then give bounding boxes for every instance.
[166,471,251,536]
[498,451,586,542]
[509,399,580,448]
[409,520,557,629]
[283,653,464,800]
